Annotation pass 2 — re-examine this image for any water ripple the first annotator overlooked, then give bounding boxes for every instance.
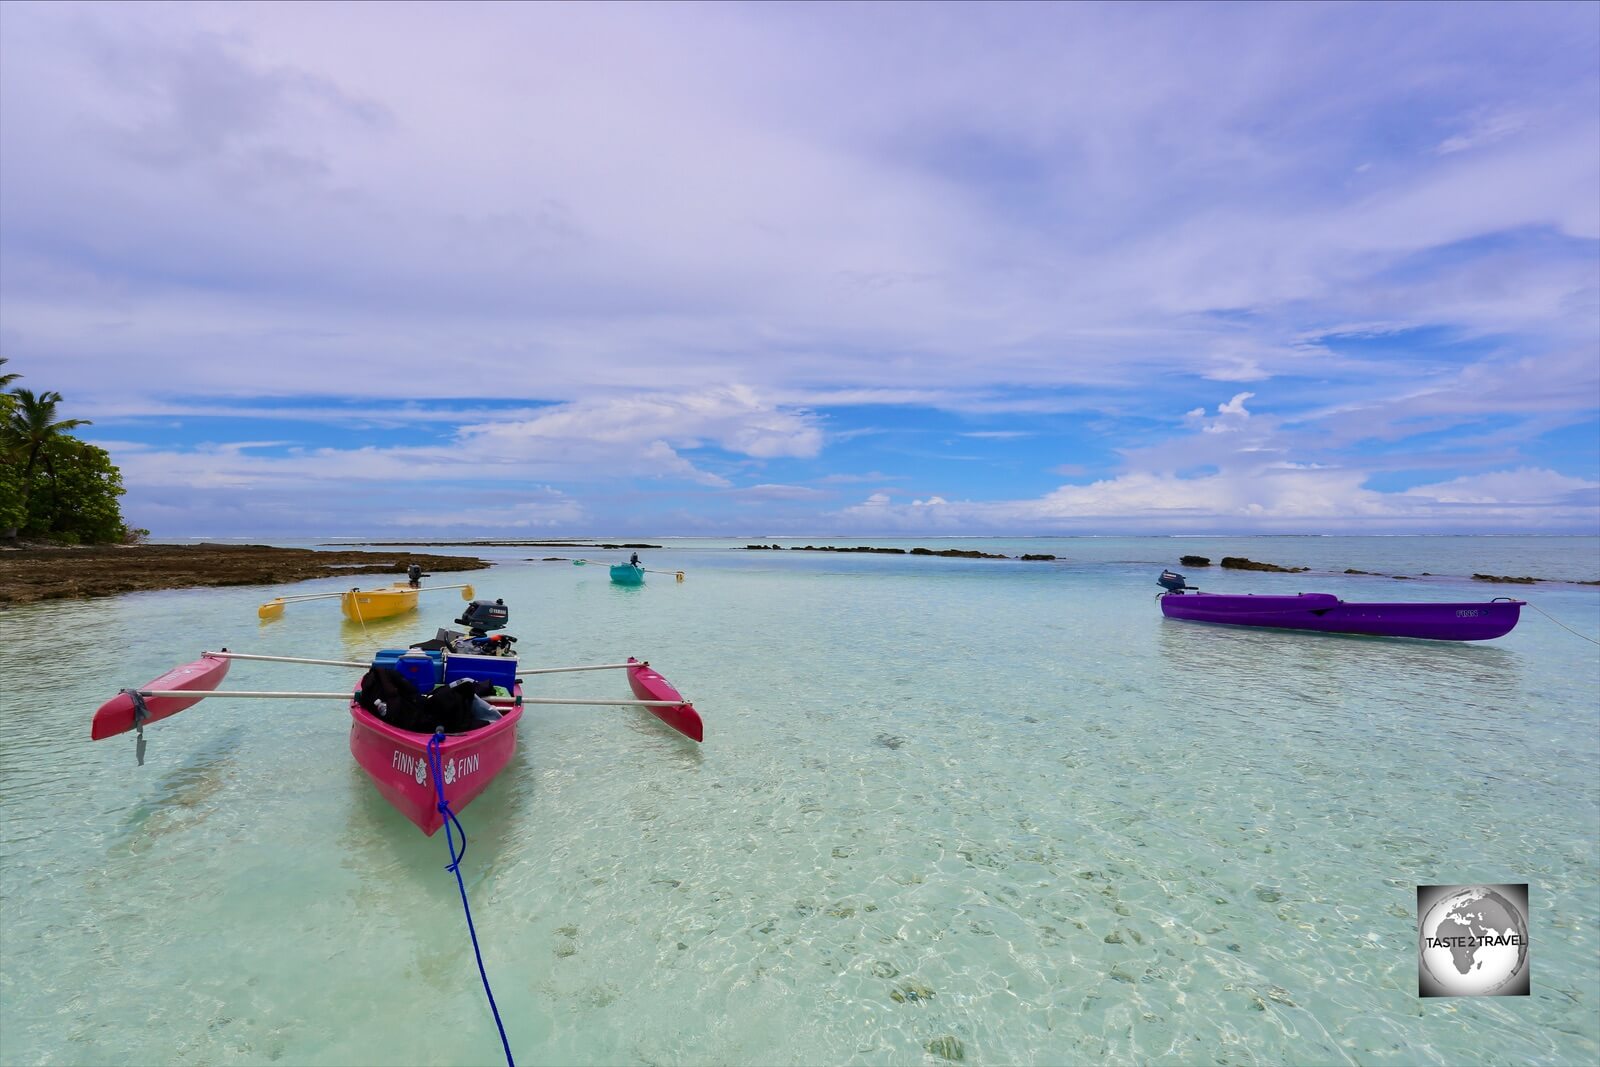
[1,550,1596,1064]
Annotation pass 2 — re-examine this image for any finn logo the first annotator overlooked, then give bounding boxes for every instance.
[1417,884,1530,997]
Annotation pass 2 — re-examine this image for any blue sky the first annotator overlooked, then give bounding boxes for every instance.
[1,0,1596,537]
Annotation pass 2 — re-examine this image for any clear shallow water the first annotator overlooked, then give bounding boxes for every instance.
[2,537,1597,1066]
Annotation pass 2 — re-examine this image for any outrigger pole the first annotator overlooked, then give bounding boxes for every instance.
[204,651,642,675]
[257,583,476,619]
[570,559,685,582]
[134,689,691,708]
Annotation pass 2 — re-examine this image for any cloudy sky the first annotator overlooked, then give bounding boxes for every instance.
[2,1,1596,537]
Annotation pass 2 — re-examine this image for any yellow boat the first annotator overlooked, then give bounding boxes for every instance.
[341,582,419,622]
[258,582,475,621]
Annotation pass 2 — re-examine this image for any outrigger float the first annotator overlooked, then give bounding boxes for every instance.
[93,597,703,834]
[1156,570,1524,641]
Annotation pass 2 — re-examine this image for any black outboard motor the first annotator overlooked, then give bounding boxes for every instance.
[1158,570,1192,594]
[456,597,510,635]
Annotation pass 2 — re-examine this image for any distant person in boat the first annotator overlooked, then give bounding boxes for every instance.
[629,553,640,567]
[407,563,422,588]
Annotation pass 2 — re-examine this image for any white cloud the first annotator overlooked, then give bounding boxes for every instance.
[1437,109,1528,155]
[1218,392,1254,418]
[735,483,828,501]
[461,386,819,457]
[385,493,586,529]
[1402,467,1596,506]
[832,465,1599,533]
[3,4,1596,535]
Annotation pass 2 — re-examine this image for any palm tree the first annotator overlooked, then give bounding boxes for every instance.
[0,358,18,421]
[0,360,19,539]
[6,388,92,530]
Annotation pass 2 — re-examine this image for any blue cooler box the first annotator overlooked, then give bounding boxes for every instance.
[372,649,443,692]
[373,648,443,672]
[443,653,518,691]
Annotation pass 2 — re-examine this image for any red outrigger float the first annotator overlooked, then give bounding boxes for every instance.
[91,654,232,741]
[627,657,703,742]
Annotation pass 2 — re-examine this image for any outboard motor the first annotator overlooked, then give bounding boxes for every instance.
[456,597,510,635]
[1158,570,1192,594]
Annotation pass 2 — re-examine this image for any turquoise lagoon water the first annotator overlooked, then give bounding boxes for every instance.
[1,536,1597,1066]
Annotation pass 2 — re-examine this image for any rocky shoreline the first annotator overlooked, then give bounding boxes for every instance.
[745,544,1058,560]
[329,540,661,548]
[0,543,490,605]
[4,541,1593,606]
[740,546,1596,584]
[1175,555,1598,586]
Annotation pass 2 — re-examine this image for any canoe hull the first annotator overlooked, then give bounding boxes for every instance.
[91,654,231,739]
[341,584,419,622]
[609,564,645,585]
[348,690,523,835]
[1160,592,1523,641]
[627,657,703,742]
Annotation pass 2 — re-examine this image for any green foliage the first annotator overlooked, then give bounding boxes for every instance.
[24,435,128,544]
[0,460,26,533]
[2,361,135,544]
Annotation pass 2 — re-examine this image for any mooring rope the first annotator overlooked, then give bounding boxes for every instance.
[425,731,515,1067]
[349,588,371,643]
[1526,600,1600,646]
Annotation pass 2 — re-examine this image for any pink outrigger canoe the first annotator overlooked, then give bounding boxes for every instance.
[352,659,701,834]
[93,652,703,837]
[348,686,526,836]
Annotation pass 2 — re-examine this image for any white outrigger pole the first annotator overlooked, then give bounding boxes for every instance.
[204,651,640,675]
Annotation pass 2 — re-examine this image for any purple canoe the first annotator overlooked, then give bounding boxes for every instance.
[1159,591,1524,641]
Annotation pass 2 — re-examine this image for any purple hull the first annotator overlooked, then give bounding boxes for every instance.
[1159,592,1523,641]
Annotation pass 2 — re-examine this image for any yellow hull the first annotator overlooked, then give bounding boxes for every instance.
[340,583,420,622]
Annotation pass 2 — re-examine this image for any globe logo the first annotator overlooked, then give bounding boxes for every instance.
[1418,884,1530,997]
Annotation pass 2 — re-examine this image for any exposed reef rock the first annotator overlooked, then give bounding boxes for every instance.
[1220,556,1307,573]
[0,543,489,605]
[801,545,905,554]
[747,544,1049,560]
[1473,573,1539,584]
[1180,555,1211,566]
[333,540,660,548]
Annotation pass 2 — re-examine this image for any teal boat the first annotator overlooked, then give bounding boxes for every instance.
[609,563,645,585]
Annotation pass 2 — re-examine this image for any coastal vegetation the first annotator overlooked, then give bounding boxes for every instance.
[0,359,140,545]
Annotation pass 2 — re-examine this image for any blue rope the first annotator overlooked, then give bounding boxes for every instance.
[427,731,515,1067]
